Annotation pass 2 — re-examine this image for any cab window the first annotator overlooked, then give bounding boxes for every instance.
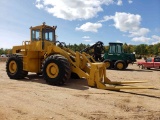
[109,44,122,53]
[43,28,55,41]
[154,58,160,62]
[45,32,53,41]
[116,44,122,53]
[31,30,40,40]
[109,44,116,53]
[146,58,152,62]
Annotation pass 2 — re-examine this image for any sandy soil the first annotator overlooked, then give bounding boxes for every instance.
[0,60,160,120]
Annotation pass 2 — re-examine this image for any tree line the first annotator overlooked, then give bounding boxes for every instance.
[0,48,11,56]
[1,42,160,57]
[67,43,160,57]
[122,43,160,58]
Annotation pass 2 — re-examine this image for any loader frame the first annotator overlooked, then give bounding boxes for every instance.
[6,23,153,91]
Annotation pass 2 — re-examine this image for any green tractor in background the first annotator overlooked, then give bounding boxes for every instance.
[82,41,136,70]
[103,42,136,70]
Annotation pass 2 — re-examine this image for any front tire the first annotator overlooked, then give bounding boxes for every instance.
[42,54,71,85]
[103,59,112,69]
[114,60,126,70]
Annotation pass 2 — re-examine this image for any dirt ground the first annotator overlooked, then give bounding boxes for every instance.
[0,60,160,120]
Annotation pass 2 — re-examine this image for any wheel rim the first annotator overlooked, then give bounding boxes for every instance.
[9,60,17,74]
[46,63,59,78]
[105,62,110,68]
[117,62,123,69]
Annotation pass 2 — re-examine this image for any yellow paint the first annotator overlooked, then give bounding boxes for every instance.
[117,62,123,69]
[46,63,59,78]
[9,60,17,74]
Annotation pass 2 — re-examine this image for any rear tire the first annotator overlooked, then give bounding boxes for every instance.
[114,60,126,70]
[42,54,71,85]
[6,54,28,79]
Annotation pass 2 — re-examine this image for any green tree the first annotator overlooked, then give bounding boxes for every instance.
[135,44,148,55]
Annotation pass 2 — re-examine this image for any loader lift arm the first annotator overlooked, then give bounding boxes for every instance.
[49,41,154,91]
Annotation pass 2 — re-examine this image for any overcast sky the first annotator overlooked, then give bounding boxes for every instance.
[0,0,160,49]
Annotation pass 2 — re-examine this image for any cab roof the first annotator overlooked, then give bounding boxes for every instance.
[30,22,57,30]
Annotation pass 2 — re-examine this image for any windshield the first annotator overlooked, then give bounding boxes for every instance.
[43,28,55,42]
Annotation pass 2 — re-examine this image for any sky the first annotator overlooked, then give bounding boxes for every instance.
[0,0,160,49]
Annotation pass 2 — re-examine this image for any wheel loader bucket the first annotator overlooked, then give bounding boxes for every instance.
[87,63,154,91]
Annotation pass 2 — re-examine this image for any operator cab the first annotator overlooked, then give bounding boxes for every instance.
[30,22,57,43]
[109,42,123,54]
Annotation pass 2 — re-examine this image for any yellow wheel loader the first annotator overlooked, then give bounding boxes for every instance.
[6,23,153,91]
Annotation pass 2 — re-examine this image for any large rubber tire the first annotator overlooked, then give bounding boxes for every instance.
[6,54,28,79]
[42,54,71,85]
[103,59,112,69]
[114,60,126,70]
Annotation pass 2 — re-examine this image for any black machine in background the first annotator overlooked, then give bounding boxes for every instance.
[81,41,105,61]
